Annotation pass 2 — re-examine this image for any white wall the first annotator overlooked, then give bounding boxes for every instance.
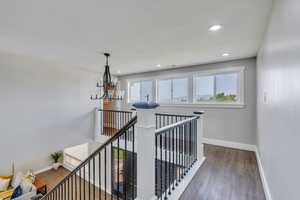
[118,58,257,145]
[0,51,100,174]
[257,0,300,199]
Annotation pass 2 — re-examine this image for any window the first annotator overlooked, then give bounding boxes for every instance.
[157,78,188,103]
[194,72,239,103]
[127,67,244,107]
[128,80,153,103]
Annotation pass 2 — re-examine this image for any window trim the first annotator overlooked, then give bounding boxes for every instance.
[193,67,245,105]
[126,66,246,108]
[156,76,190,104]
[127,79,155,103]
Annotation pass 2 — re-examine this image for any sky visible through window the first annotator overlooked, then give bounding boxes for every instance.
[158,80,171,102]
[173,78,188,102]
[130,72,238,103]
[195,73,238,102]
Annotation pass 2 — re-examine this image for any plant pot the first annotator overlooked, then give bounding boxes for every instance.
[52,163,60,170]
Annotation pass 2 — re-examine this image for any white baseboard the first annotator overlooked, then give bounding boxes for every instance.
[255,147,272,200]
[203,137,256,151]
[203,137,272,200]
[34,166,53,175]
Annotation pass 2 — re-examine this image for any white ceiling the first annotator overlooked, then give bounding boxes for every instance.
[0,0,272,75]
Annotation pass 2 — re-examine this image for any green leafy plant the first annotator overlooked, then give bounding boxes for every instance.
[51,152,62,163]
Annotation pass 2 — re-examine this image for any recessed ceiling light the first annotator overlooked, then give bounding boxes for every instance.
[156,64,161,67]
[117,70,121,74]
[209,25,222,32]
[222,53,230,57]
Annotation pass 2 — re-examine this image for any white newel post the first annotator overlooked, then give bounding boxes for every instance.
[94,108,103,141]
[194,111,205,161]
[135,108,157,200]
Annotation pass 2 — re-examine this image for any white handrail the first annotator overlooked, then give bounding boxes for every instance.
[155,115,199,135]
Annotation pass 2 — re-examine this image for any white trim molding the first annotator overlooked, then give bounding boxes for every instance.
[202,138,256,151]
[255,147,273,200]
[34,166,53,175]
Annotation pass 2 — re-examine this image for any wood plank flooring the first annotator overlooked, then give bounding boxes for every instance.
[37,168,116,199]
[180,144,265,200]
[37,144,265,200]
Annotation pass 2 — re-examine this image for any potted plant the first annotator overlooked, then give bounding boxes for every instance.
[51,152,62,170]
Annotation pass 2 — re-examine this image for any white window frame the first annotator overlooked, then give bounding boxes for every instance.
[125,66,245,108]
[193,67,245,106]
[156,76,190,104]
[127,79,155,103]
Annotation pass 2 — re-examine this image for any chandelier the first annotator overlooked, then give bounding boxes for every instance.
[90,53,124,100]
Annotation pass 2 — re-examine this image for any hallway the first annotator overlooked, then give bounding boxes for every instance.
[180,144,265,200]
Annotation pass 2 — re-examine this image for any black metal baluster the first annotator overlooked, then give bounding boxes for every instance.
[160,134,163,200]
[183,124,186,175]
[181,125,184,179]
[175,125,178,186]
[117,138,120,200]
[188,121,191,169]
[79,169,82,200]
[124,130,127,200]
[71,175,73,200]
[88,160,91,200]
[104,146,107,200]
[114,111,116,134]
[189,122,192,170]
[67,178,69,200]
[155,134,157,197]
[132,126,135,200]
[107,111,110,136]
[84,165,86,200]
[191,120,194,165]
[64,181,66,200]
[93,157,95,200]
[99,152,101,200]
[168,130,171,195]
[61,182,63,200]
[75,172,78,200]
[195,119,197,160]
[164,133,167,200]
[186,122,189,171]
[193,120,196,164]
[160,115,162,129]
[111,143,113,200]
[185,122,188,171]
[110,111,112,136]
[172,128,175,190]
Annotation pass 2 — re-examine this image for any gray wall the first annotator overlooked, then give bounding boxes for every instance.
[118,58,257,145]
[0,51,100,174]
[257,0,300,199]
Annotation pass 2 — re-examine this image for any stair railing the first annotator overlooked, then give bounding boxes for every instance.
[99,109,133,137]
[41,115,137,200]
[155,115,199,199]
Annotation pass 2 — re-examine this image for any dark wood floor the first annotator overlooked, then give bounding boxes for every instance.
[37,144,265,200]
[180,144,265,200]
